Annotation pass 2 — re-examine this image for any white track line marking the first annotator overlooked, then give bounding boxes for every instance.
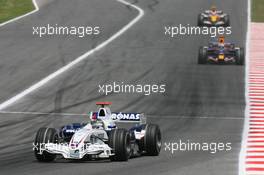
[249,130,264,132]
[239,0,251,174]
[247,148,263,152]
[247,142,264,145]
[247,153,264,156]
[251,103,264,105]
[248,138,264,141]
[246,171,264,175]
[246,159,264,162]
[0,0,39,27]
[0,0,144,110]
[250,113,264,116]
[249,127,264,129]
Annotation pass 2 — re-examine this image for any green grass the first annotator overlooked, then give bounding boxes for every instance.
[252,0,264,22]
[0,0,34,23]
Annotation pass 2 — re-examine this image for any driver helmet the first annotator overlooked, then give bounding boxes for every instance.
[218,36,225,44]
[210,5,217,12]
[90,112,98,121]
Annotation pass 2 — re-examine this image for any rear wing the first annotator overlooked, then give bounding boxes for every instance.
[111,112,146,124]
[90,112,146,125]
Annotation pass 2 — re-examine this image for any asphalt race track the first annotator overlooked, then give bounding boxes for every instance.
[0,0,247,175]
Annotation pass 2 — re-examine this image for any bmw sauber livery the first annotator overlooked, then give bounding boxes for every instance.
[111,113,141,121]
[34,102,161,162]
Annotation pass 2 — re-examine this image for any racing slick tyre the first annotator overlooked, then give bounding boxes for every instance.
[198,46,207,64]
[197,14,203,26]
[235,47,245,65]
[223,15,230,27]
[144,124,162,156]
[109,129,131,161]
[34,127,58,162]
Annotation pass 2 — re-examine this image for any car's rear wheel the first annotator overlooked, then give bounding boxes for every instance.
[223,15,230,27]
[34,127,58,162]
[144,124,162,156]
[198,46,207,64]
[109,129,131,161]
[197,14,203,26]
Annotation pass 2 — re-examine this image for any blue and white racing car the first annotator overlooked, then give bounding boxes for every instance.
[34,102,161,162]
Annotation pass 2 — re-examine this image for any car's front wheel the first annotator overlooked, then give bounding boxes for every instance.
[235,47,245,65]
[34,127,58,162]
[109,129,131,161]
[198,46,207,64]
